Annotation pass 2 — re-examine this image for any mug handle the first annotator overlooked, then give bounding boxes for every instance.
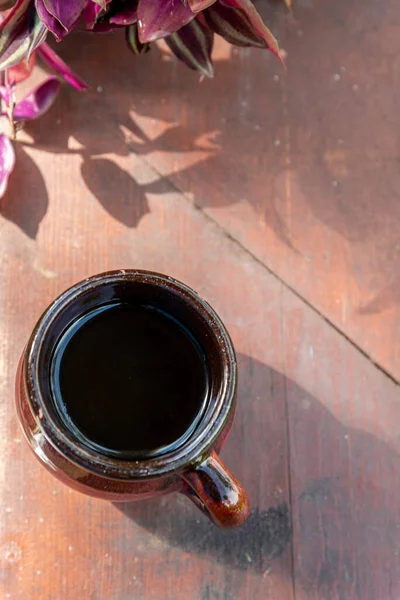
[180,451,251,528]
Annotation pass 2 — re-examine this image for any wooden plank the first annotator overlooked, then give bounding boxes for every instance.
[0,11,399,597]
[49,0,400,380]
[0,146,293,599]
[1,132,399,597]
[282,287,400,600]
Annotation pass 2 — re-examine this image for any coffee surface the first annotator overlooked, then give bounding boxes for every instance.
[50,303,209,458]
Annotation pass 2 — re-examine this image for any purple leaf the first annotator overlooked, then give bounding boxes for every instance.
[0,134,15,199]
[165,18,214,78]
[187,0,216,12]
[90,20,125,33]
[220,0,281,60]
[84,0,136,30]
[137,0,195,43]
[82,0,105,29]
[37,42,88,90]
[41,0,86,32]
[35,0,66,40]
[0,0,47,70]
[204,1,265,48]
[109,1,138,26]
[13,75,60,121]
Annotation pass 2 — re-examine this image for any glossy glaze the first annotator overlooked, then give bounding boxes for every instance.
[15,270,250,528]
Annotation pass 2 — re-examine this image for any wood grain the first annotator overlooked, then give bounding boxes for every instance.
[0,4,400,598]
[51,0,400,380]
[0,150,295,599]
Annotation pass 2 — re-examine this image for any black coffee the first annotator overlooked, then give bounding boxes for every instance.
[50,303,209,458]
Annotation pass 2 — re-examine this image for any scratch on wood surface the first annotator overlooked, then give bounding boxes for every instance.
[342,296,348,323]
[32,258,58,280]
[282,77,293,239]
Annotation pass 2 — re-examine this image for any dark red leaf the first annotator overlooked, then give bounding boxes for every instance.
[35,0,66,40]
[137,0,195,43]
[165,17,214,78]
[220,0,281,59]
[205,1,264,48]
[41,0,85,32]
[82,0,107,29]
[110,1,138,26]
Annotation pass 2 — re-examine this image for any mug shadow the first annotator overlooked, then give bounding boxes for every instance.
[113,353,400,599]
[115,497,291,574]
[113,350,293,574]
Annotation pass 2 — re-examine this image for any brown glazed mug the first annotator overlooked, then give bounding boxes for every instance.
[15,270,250,528]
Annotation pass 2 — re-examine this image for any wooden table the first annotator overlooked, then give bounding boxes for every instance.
[1,1,400,598]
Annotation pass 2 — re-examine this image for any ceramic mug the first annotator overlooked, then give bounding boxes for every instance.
[15,270,250,528]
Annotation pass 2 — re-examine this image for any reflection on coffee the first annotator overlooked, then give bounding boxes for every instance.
[50,303,209,459]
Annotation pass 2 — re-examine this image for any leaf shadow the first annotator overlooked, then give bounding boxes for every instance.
[20,21,297,241]
[81,157,150,227]
[0,144,48,239]
[358,279,400,315]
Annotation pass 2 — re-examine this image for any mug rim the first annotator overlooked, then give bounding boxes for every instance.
[24,270,237,480]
